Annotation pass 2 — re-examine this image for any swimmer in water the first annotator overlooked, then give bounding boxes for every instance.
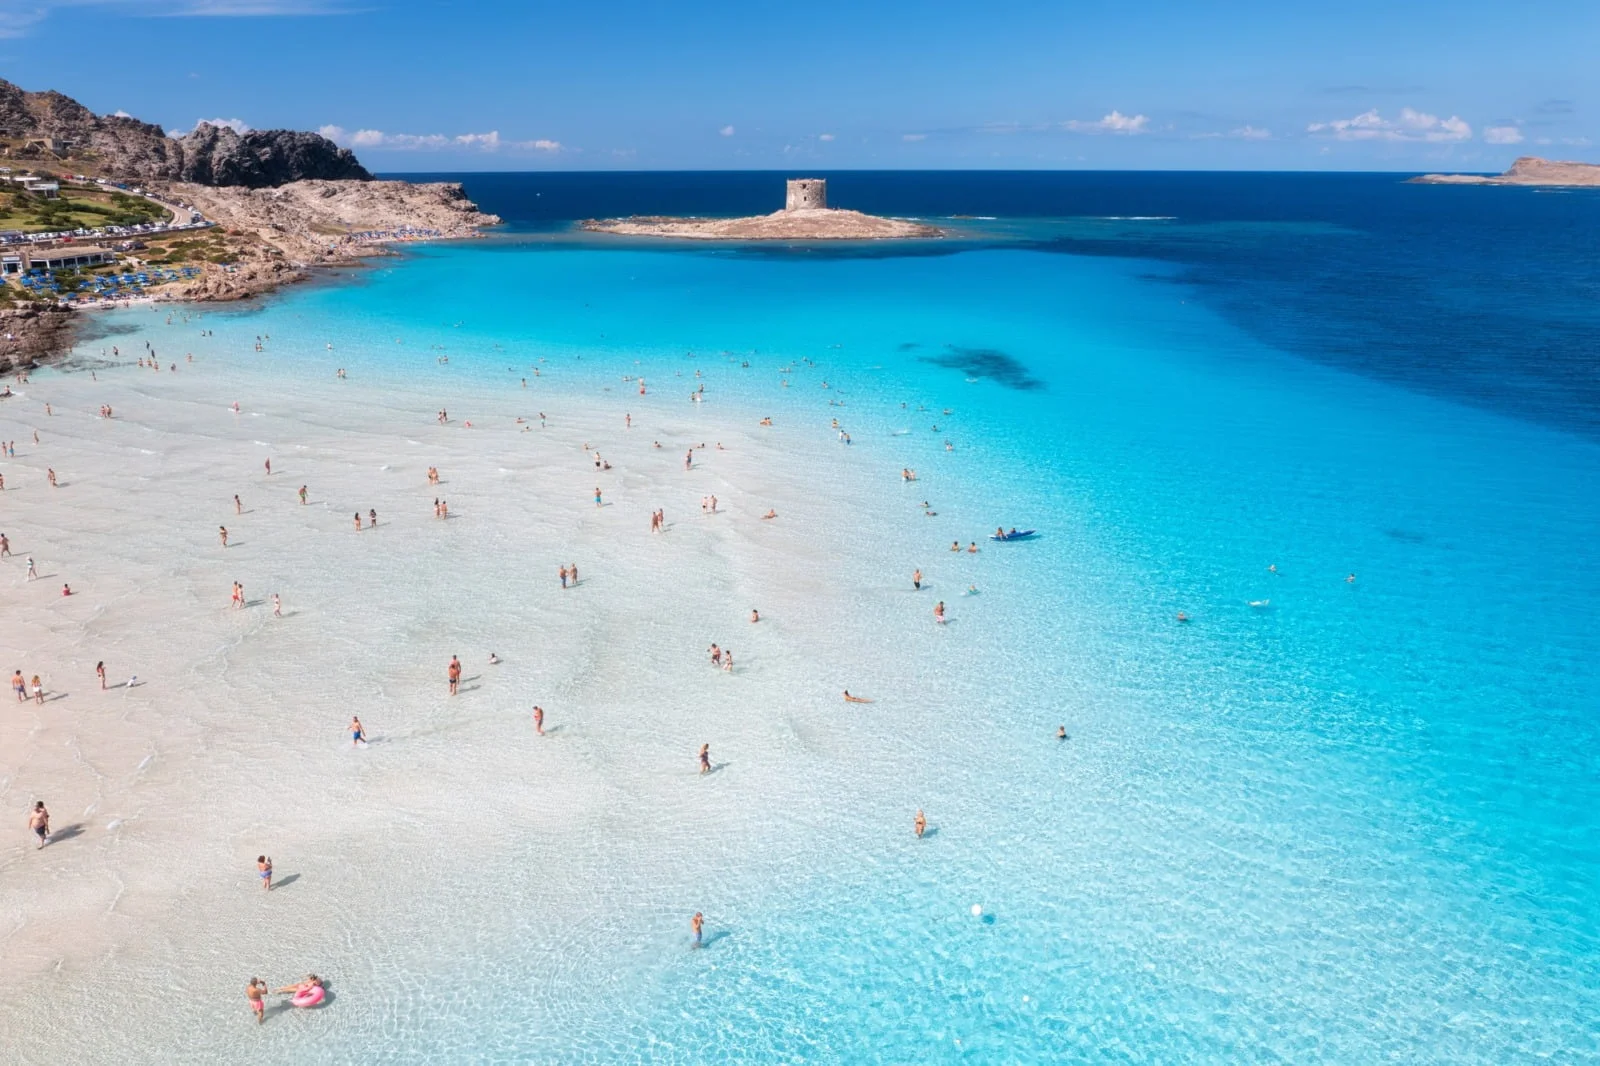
[488,652,500,665]
[843,691,874,704]
[750,609,760,623]
[1177,611,1189,622]
[1057,725,1067,741]
[914,810,926,838]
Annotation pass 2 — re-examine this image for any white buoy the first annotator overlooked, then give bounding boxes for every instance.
[971,904,983,917]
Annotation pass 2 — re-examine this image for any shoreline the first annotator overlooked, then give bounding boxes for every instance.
[0,309,1023,1061]
[1,178,501,371]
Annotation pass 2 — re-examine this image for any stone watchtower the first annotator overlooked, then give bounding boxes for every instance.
[784,178,827,211]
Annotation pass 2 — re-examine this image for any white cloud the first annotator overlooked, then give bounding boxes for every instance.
[0,3,58,37]
[1230,125,1270,140]
[1063,110,1149,135]
[719,125,735,137]
[453,131,500,150]
[112,109,133,118]
[166,0,350,13]
[818,133,835,142]
[319,125,560,153]
[1307,107,1472,143]
[195,117,252,134]
[902,133,927,141]
[1483,125,1524,145]
[4,0,348,36]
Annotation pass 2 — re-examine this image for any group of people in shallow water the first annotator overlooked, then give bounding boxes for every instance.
[245,975,325,1022]
[15,340,1057,1020]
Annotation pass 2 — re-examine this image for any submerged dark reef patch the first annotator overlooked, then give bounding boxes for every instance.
[919,346,1044,391]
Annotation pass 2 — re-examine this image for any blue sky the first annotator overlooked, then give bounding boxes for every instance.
[3,0,1597,171]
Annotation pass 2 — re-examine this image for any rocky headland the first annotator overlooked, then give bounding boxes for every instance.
[153,179,499,302]
[583,208,941,240]
[1409,156,1600,186]
[0,77,499,369]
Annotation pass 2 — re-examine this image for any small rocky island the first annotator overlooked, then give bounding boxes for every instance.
[583,179,942,240]
[1409,156,1600,186]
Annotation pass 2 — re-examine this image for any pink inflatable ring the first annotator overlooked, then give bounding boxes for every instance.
[290,985,325,1008]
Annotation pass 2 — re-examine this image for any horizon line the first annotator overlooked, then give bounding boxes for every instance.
[372,166,1495,177]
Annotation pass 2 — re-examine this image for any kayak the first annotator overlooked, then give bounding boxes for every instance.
[990,530,1037,541]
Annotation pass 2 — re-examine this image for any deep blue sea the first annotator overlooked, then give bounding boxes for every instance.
[203,171,1600,1061]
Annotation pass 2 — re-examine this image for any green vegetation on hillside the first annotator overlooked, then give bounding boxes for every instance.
[0,185,167,232]
[142,229,235,265]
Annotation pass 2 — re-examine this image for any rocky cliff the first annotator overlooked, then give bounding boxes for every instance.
[0,304,78,372]
[1409,156,1600,186]
[168,178,499,302]
[0,77,370,186]
[174,123,370,187]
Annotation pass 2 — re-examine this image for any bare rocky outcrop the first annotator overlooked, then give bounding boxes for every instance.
[583,207,941,240]
[0,304,79,372]
[1409,156,1600,186]
[174,124,370,187]
[152,179,501,302]
[0,78,368,186]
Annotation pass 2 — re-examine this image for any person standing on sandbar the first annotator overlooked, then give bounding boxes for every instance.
[28,801,49,848]
[246,978,268,1024]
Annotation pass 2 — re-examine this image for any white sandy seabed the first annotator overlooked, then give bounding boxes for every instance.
[0,320,1077,1063]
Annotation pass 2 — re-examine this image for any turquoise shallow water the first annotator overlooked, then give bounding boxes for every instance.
[84,197,1600,1061]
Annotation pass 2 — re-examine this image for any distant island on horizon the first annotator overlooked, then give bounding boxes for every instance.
[1409,156,1600,187]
